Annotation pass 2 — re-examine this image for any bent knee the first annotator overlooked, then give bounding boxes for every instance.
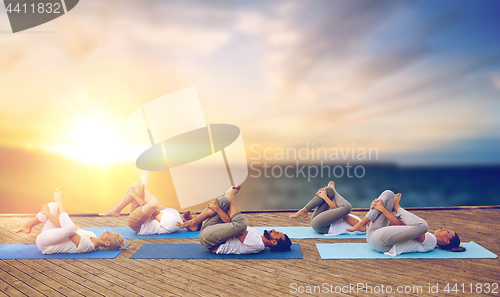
[131,182,144,193]
[380,190,395,200]
[231,214,248,233]
[415,221,429,233]
[216,196,230,211]
[146,200,159,210]
[344,203,352,214]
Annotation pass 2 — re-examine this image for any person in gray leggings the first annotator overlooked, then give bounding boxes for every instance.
[177,186,291,253]
[289,181,360,234]
[347,190,465,254]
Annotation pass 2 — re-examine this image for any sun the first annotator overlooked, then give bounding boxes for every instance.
[45,117,134,166]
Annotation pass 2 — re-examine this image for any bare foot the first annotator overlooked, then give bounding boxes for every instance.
[98,209,121,217]
[393,193,402,212]
[289,207,308,219]
[328,181,335,190]
[53,187,62,203]
[225,185,241,199]
[346,222,367,233]
[176,220,199,232]
[12,224,31,234]
[395,193,401,204]
[141,171,149,186]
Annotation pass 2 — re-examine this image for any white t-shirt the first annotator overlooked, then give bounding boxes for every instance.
[139,208,183,235]
[384,232,437,257]
[325,214,366,236]
[43,229,96,254]
[216,227,266,255]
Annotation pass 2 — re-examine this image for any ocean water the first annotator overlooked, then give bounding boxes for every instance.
[235,164,500,210]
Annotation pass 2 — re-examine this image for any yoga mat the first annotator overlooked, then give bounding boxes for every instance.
[130,243,302,259]
[0,244,129,259]
[317,242,497,259]
[85,227,200,239]
[86,226,365,239]
[252,227,366,239]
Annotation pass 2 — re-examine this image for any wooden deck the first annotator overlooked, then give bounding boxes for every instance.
[1,208,499,296]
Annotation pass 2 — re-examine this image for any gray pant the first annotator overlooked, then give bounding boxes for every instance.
[199,196,248,251]
[366,190,429,252]
[304,186,352,234]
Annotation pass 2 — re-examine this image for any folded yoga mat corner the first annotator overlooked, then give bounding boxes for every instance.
[86,226,365,239]
[0,244,129,259]
[252,227,366,239]
[131,243,302,259]
[316,242,497,259]
[85,227,200,239]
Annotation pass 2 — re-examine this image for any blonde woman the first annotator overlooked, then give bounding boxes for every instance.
[13,187,124,254]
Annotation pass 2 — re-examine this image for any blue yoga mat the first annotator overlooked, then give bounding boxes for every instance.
[88,226,365,239]
[252,227,366,239]
[85,227,200,239]
[130,243,302,259]
[0,244,129,259]
[317,242,497,259]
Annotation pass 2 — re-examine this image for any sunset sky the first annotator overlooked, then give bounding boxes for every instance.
[0,0,499,213]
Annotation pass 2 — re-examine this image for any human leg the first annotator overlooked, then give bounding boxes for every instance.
[99,178,146,217]
[366,210,429,252]
[199,202,247,251]
[11,202,57,234]
[200,196,231,230]
[36,212,76,252]
[310,185,352,233]
[35,191,76,252]
[290,189,326,219]
[177,186,240,231]
[346,190,395,233]
[365,190,395,234]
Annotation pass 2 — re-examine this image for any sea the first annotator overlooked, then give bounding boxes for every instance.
[235,164,500,210]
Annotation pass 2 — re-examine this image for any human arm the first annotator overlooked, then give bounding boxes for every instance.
[41,204,61,228]
[373,200,405,226]
[317,188,337,209]
[207,199,231,223]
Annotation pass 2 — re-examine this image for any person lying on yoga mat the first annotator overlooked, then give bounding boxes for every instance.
[99,171,198,235]
[289,181,365,235]
[346,190,465,256]
[12,187,124,254]
[177,185,292,254]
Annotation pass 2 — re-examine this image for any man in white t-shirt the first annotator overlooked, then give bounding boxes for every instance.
[177,186,292,254]
[99,171,198,235]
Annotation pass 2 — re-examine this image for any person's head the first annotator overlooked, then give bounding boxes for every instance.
[263,229,292,252]
[97,231,124,251]
[434,228,465,252]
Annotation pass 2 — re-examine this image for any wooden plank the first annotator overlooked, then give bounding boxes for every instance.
[40,259,121,297]
[7,260,83,297]
[0,209,499,297]
[48,259,141,297]
[0,277,24,297]
[89,259,188,297]
[22,259,103,297]
[0,263,44,297]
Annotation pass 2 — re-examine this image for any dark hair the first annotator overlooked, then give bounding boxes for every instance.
[270,234,292,252]
[437,233,466,252]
